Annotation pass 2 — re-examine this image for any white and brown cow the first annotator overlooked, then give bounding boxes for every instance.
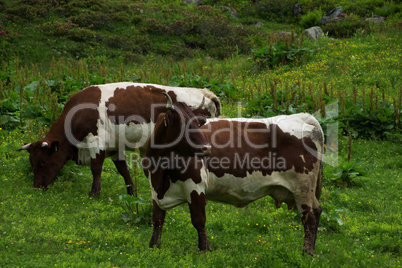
[144,99,323,255]
[17,82,220,196]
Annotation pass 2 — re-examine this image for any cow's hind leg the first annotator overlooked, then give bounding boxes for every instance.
[188,191,211,251]
[112,158,135,195]
[89,150,106,197]
[149,200,166,248]
[296,196,322,255]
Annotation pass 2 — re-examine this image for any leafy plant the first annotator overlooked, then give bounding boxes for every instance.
[339,98,400,140]
[169,73,241,101]
[118,194,152,225]
[320,200,350,231]
[324,160,367,188]
[248,41,312,68]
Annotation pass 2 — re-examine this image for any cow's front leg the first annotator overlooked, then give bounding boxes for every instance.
[89,151,106,197]
[188,191,211,251]
[112,159,135,195]
[149,200,166,248]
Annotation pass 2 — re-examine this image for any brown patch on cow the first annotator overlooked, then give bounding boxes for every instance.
[144,103,207,200]
[64,86,101,143]
[201,121,318,178]
[41,85,101,146]
[106,85,177,124]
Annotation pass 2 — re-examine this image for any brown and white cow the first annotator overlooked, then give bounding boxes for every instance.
[17,82,220,196]
[144,99,323,255]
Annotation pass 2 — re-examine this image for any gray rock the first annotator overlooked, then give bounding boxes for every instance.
[275,32,293,38]
[304,26,324,40]
[366,16,385,23]
[220,6,239,18]
[272,32,298,42]
[182,0,202,5]
[320,6,343,24]
[254,22,264,27]
[293,3,302,17]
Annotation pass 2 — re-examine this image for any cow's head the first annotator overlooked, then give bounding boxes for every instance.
[17,140,68,189]
[150,93,211,157]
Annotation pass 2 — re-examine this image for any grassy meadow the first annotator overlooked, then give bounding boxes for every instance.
[1,0,401,267]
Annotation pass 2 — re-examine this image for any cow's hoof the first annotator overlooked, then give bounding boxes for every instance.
[303,249,315,256]
[199,243,212,252]
[89,191,101,198]
[127,186,134,196]
[149,240,161,249]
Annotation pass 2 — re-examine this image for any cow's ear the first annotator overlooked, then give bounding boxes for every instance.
[51,140,60,153]
[197,116,207,127]
[164,111,175,126]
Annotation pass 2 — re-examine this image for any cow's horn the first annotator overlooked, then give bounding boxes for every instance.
[16,143,31,151]
[41,142,49,148]
[163,92,174,110]
[193,96,205,112]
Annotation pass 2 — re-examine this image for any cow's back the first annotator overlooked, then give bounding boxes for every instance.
[200,114,324,207]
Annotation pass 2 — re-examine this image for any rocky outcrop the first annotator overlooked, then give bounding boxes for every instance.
[320,7,344,24]
[304,26,324,40]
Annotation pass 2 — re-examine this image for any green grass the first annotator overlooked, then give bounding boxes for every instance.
[0,127,401,267]
[1,0,401,266]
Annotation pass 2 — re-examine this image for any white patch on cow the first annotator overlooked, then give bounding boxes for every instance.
[205,169,291,207]
[132,83,217,117]
[76,133,99,165]
[205,113,319,140]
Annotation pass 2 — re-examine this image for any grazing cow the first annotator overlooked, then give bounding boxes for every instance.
[17,82,220,196]
[144,98,323,255]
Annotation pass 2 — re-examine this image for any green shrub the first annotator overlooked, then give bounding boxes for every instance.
[5,0,55,20]
[160,6,252,59]
[248,41,313,69]
[41,20,94,41]
[321,14,369,38]
[69,11,112,29]
[64,0,106,14]
[374,2,402,17]
[254,0,297,22]
[299,8,323,29]
[343,0,384,17]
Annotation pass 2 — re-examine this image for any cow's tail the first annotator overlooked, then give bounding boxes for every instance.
[211,97,222,117]
[315,156,323,200]
[314,120,324,201]
[305,113,324,201]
